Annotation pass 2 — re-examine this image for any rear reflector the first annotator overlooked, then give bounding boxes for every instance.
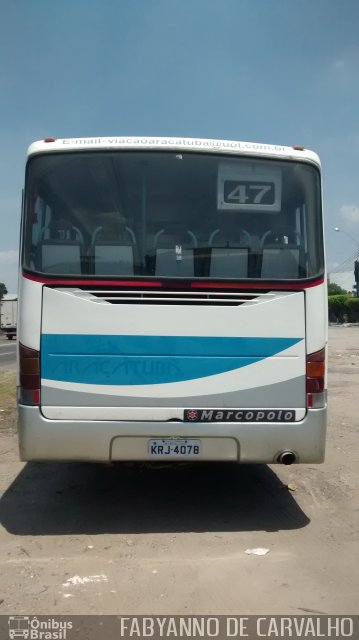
[19,343,40,405]
[306,376,325,393]
[306,347,326,409]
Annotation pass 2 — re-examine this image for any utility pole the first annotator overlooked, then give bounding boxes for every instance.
[355,259,359,298]
[334,228,359,297]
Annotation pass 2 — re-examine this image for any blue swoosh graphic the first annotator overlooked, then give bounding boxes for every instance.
[41,334,302,386]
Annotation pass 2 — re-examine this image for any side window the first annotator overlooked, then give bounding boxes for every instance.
[27,196,52,269]
[31,198,42,245]
[32,198,52,244]
[28,194,86,275]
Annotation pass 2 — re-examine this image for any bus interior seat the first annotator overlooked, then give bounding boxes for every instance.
[38,223,84,274]
[260,228,302,279]
[154,229,198,277]
[91,223,137,275]
[208,227,251,278]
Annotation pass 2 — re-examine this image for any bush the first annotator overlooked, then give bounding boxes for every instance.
[346,297,359,322]
[328,282,347,296]
[328,295,349,323]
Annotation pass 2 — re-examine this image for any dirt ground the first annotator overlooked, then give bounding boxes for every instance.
[0,326,358,615]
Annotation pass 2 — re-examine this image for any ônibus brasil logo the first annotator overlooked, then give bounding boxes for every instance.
[8,617,72,640]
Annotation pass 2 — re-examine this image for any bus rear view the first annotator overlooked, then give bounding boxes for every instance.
[18,137,327,464]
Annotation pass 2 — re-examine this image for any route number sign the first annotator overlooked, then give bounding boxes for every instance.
[218,163,282,212]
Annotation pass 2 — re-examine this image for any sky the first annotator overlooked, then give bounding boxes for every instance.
[0,0,359,292]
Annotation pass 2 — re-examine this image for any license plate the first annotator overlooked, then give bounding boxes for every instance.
[148,439,201,457]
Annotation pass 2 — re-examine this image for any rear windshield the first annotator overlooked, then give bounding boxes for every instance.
[23,151,324,281]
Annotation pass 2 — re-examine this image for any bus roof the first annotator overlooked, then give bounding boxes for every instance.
[27,136,321,166]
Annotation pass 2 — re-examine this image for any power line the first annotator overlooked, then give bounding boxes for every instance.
[330,249,358,274]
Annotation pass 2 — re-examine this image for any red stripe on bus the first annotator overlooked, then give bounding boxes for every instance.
[23,273,324,290]
[23,274,163,287]
[191,278,324,290]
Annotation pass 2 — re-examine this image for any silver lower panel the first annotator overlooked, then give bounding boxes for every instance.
[17,405,327,464]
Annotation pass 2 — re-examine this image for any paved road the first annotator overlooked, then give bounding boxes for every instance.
[0,336,16,370]
[0,326,358,615]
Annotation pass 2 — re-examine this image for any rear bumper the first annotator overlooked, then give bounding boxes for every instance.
[18,405,327,463]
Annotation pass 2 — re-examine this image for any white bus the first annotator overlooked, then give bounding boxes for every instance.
[17,136,327,464]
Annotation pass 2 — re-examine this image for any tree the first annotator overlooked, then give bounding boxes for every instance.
[328,282,347,296]
[0,282,8,300]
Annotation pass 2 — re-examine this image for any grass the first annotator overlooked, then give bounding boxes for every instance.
[0,371,17,429]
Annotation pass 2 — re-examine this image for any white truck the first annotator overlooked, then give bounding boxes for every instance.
[0,293,17,340]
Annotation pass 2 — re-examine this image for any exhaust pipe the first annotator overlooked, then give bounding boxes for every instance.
[277,451,297,465]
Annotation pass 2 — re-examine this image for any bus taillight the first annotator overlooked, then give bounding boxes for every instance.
[306,347,326,409]
[19,343,40,405]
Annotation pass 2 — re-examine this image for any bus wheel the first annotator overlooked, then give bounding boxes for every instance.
[7,335,13,340]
